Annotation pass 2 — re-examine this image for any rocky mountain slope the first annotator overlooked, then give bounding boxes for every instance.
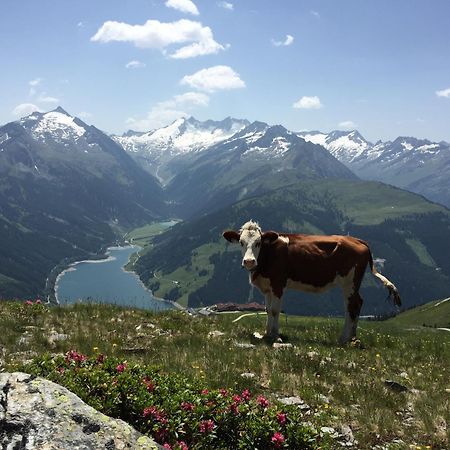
[113,116,249,184]
[165,121,356,218]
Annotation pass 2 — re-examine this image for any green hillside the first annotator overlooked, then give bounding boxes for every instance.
[133,179,450,314]
[388,297,450,328]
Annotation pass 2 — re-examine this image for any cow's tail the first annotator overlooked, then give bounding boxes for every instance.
[362,240,402,307]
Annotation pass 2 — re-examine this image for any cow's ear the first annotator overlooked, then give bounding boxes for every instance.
[223,230,240,243]
[262,231,279,244]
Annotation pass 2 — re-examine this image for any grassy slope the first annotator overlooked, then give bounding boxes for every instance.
[0,300,448,449]
[387,297,450,328]
[133,179,450,312]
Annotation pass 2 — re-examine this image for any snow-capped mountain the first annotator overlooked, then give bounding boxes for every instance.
[298,130,372,164]
[113,116,249,183]
[297,129,450,208]
[166,121,356,218]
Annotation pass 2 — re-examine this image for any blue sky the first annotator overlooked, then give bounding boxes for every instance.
[1,0,450,141]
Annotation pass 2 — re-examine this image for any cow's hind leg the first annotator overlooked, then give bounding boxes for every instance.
[339,268,364,345]
[340,292,363,345]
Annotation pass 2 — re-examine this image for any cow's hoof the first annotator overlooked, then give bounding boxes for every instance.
[252,331,264,340]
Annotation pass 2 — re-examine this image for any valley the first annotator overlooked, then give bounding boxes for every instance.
[0,108,449,318]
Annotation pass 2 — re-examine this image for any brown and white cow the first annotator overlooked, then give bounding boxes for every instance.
[223,220,401,344]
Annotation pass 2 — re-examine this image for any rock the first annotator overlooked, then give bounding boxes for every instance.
[0,372,162,449]
[384,380,409,392]
[208,330,226,338]
[234,342,255,349]
[277,396,310,410]
[320,426,339,438]
[272,342,293,349]
[240,372,256,379]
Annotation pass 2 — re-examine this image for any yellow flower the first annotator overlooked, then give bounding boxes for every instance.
[93,347,99,352]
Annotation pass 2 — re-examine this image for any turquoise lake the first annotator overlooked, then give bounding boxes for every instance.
[55,245,174,312]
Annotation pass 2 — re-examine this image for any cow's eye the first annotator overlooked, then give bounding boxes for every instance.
[240,242,244,247]
[255,242,260,248]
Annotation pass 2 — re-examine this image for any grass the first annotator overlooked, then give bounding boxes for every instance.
[151,242,225,306]
[405,238,436,267]
[1,300,449,449]
[385,298,450,329]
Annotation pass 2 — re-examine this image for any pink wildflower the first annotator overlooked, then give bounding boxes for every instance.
[277,412,287,425]
[96,353,105,364]
[257,395,269,408]
[163,444,172,450]
[219,388,228,397]
[143,406,167,425]
[35,299,42,304]
[271,431,285,448]
[25,300,33,306]
[65,350,87,363]
[176,441,189,450]
[229,403,239,415]
[56,366,65,374]
[241,389,251,401]
[232,394,242,403]
[181,402,195,412]
[116,362,127,373]
[199,419,215,434]
[201,389,209,395]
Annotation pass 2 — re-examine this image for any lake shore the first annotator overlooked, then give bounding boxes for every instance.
[55,245,184,312]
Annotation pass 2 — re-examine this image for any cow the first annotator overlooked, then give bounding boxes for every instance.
[223,220,401,344]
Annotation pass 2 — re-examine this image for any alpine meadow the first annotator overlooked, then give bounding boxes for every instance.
[1,1,449,449]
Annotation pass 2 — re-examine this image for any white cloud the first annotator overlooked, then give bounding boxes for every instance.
[310,10,320,18]
[272,34,294,47]
[165,0,199,16]
[125,91,209,131]
[29,78,42,87]
[180,65,245,93]
[125,60,146,69]
[338,120,357,128]
[218,1,234,10]
[436,87,450,98]
[173,91,210,106]
[38,93,60,104]
[91,19,224,59]
[293,96,323,110]
[12,103,41,117]
[77,21,84,28]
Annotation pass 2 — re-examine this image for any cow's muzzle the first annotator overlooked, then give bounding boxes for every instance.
[242,258,257,270]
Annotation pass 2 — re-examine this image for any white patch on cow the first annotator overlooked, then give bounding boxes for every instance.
[239,220,262,269]
[278,235,289,245]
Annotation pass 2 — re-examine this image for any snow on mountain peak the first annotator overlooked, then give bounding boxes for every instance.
[115,116,249,156]
[20,108,86,143]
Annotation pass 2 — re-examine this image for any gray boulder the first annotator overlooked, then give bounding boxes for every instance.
[0,372,162,449]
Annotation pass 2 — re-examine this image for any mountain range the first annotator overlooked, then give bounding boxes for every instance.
[115,115,450,209]
[1,108,449,312]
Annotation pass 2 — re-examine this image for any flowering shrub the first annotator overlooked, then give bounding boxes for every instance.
[24,352,331,449]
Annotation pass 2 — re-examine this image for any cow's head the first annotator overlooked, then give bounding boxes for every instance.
[223,220,279,271]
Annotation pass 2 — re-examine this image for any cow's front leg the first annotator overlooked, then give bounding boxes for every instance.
[264,294,274,336]
[265,294,282,339]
